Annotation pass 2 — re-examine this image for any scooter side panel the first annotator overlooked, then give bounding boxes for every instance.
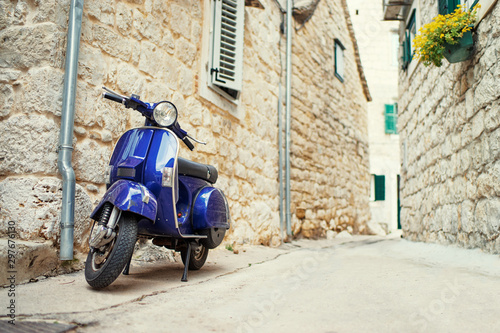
[192,187,230,230]
[90,179,157,221]
[176,176,211,235]
[138,129,181,237]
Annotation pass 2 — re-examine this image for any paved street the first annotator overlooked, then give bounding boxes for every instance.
[2,233,500,332]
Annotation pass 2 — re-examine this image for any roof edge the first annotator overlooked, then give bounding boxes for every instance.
[340,0,372,102]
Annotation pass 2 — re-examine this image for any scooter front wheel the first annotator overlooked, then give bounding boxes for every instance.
[85,212,138,289]
[181,243,209,270]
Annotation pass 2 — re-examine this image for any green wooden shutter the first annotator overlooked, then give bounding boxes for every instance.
[211,0,244,92]
[450,0,460,12]
[439,0,460,14]
[405,30,411,63]
[470,0,480,9]
[385,104,397,134]
[438,0,447,15]
[402,38,407,69]
[374,175,386,201]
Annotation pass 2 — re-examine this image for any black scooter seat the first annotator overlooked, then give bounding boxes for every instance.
[177,157,218,184]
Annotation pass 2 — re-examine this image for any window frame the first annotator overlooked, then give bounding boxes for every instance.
[401,1,420,76]
[334,39,345,83]
[438,0,460,15]
[402,9,416,70]
[385,103,398,135]
[208,0,245,101]
[370,174,386,202]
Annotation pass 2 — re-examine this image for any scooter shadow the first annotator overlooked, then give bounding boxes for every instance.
[89,260,227,293]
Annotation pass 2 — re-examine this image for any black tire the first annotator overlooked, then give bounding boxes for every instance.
[181,243,209,270]
[200,228,226,249]
[85,212,138,289]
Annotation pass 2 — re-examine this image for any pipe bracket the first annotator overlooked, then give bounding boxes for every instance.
[57,145,74,153]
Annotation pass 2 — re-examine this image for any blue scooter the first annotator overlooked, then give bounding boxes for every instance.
[84,87,231,289]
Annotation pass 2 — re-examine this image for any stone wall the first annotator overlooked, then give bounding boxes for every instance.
[0,0,370,281]
[288,0,371,238]
[398,1,500,253]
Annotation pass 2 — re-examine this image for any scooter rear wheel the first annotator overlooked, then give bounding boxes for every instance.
[85,212,138,289]
[181,243,209,270]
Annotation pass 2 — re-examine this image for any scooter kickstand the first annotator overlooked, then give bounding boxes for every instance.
[181,242,192,282]
[123,253,133,275]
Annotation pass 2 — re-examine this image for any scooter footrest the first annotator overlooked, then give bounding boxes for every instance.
[180,234,207,239]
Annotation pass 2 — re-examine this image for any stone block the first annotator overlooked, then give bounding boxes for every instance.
[116,2,133,37]
[86,0,115,26]
[0,23,65,69]
[22,67,64,116]
[0,177,92,251]
[116,63,145,96]
[175,38,197,68]
[0,114,59,176]
[366,221,386,236]
[475,198,500,237]
[92,24,132,61]
[178,65,194,96]
[78,45,105,84]
[0,239,59,286]
[0,83,14,117]
[471,109,485,139]
[133,9,162,44]
[474,72,499,111]
[138,40,170,79]
[145,0,169,16]
[73,138,113,184]
[170,5,191,40]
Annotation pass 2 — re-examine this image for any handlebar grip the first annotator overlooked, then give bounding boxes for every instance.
[182,137,195,151]
[103,92,124,104]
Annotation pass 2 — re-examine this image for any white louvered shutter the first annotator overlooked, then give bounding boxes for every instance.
[211,0,245,92]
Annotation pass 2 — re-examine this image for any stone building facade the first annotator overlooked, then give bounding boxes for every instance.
[393,0,500,253]
[0,0,370,282]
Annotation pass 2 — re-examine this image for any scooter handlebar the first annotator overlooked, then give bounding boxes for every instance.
[103,92,125,104]
[182,137,195,151]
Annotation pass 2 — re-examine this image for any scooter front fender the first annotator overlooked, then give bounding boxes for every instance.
[90,179,157,222]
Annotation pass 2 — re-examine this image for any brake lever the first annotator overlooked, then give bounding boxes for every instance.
[186,134,207,145]
[102,86,128,100]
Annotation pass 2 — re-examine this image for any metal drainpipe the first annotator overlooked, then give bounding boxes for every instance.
[278,81,284,241]
[58,0,84,260]
[285,0,292,237]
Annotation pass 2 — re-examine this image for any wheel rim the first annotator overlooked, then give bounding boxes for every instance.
[90,228,118,271]
[192,244,206,261]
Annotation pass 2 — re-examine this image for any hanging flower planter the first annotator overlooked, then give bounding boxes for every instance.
[443,27,474,63]
[413,4,480,67]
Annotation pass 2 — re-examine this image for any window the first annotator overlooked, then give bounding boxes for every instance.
[438,0,460,14]
[370,175,386,201]
[402,9,416,70]
[439,0,480,14]
[334,39,345,82]
[209,0,245,100]
[385,103,398,134]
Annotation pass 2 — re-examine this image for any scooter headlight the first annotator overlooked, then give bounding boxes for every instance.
[153,101,177,127]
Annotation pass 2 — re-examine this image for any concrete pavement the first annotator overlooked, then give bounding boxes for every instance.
[1,233,500,332]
